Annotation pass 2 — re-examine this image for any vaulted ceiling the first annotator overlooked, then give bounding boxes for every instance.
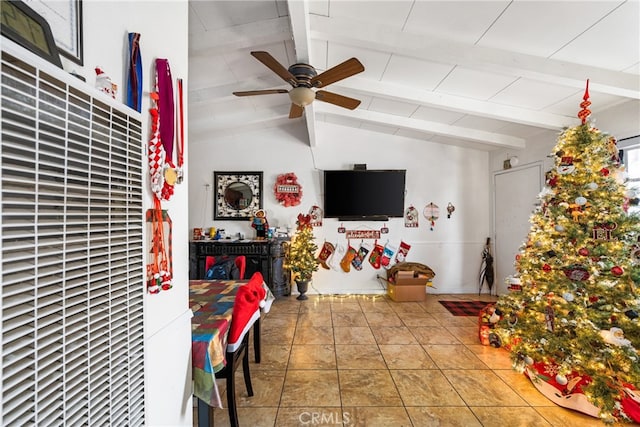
[188,0,639,150]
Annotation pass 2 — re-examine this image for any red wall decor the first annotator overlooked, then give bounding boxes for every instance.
[274,172,302,207]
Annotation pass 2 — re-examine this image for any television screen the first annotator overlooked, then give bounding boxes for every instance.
[323,169,406,220]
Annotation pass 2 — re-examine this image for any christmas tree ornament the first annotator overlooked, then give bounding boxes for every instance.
[523,355,534,366]
[578,247,590,256]
[575,196,587,205]
[447,202,455,218]
[600,168,610,176]
[380,242,397,270]
[351,241,372,271]
[404,206,419,227]
[611,266,624,276]
[542,263,552,272]
[557,156,576,175]
[587,182,598,190]
[555,224,565,232]
[562,292,575,302]
[564,264,590,281]
[317,241,335,269]
[625,309,639,319]
[368,241,384,269]
[395,240,411,263]
[423,202,439,230]
[556,374,568,386]
[600,327,631,347]
[340,243,357,273]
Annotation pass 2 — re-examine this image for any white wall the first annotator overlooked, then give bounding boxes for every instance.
[79,2,191,426]
[189,121,492,294]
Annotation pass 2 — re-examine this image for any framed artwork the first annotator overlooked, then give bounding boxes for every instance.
[25,0,84,65]
[214,171,263,220]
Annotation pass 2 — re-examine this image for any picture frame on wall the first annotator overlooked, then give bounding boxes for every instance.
[25,0,84,65]
[214,171,263,220]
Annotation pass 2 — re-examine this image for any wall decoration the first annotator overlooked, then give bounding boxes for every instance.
[404,206,418,227]
[146,207,173,294]
[274,172,302,206]
[345,229,381,240]
[214,171,263,220]
[380,224,389,234]
[447,202,456,218]
[309,205,323,227]
[338,224,346,233]
[424,202,440,230]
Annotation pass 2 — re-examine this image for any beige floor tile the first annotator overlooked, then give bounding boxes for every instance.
[212,406,278,427]
[443,369,528,406]
[396,311,440,327]
[390,369,466,406]
[406,406,483,427]
[280,370,341,407]
[446,325,480,344]
[293,325,334,344]
[261,322,296,345]
[378,344,437,369]
[534,406,607,427]
[436,314,478,327]
[250,344,291,371]
[493,369,556,406]
[275,407,345,427]
[363,310,404,326]
[358,298,394,313]
[333,326,377,345]
[229,369,286,407]
[410,326,461,345]
[339,370,403,407]
[390,301,428,314]
[371,326,418,344]
[331,310,368,327]
[298,311,332,327]
[335,344,387,369]
[329,301,362,312]
[423,344,488,370]
[342,406,412,426]
[288,344,336,370]
[466,344,514,369]
[471,406,552,426]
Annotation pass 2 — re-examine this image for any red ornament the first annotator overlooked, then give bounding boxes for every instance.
[516,254,521,261]
[274,172,302,207]
[589,295,599,303]
[578,247,589,256]
[548,176,558,187]
[542,263,552,272]
[600,168,610,176]
[611,266,624,276]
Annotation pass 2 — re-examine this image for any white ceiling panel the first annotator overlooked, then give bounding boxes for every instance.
[188,0,639,151]
[436,66,517,100]
[551,1,640,71]
[382,55,454,91]
[477,1,622,57]
[405,1,510,44]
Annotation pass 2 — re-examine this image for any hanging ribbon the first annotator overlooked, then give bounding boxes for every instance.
[176,78,185,183]
[146,199,173,293]
[126,33,142,112]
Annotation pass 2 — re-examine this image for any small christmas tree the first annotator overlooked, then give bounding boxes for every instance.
[494,82,640,423]
[284,214,319,299]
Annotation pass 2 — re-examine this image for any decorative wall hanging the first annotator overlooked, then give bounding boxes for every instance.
[274,172,302,206]
[424,202,440,230]
[214,171,263,220]
[447,202,456,218]
[126,32,142,112]
[175,78,185,184]
[338,224,346,233]
[395,241,411,263]
[146,206,173,293]
[309,205,323,227]
[345,229,381,240]
[380,224,389,234]
[404,206,418,227]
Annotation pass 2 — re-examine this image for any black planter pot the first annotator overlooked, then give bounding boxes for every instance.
[295,280,309,300]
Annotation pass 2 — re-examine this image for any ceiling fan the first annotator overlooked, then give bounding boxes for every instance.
[233,51,365,119]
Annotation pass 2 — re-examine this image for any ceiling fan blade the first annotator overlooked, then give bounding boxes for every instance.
[310,58,364,88]
[315,90,361,110]
[289,103,304,119]
[251,51,297,86]
[233,89,289,97]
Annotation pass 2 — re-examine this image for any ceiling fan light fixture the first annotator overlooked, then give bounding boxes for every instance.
[289,87,315,107]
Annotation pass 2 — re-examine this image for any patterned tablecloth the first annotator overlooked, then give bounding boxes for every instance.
[189,279,274,408]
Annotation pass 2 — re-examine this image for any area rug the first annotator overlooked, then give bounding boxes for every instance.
[438,300,493,316]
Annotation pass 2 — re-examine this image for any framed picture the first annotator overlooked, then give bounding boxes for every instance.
[214,171,263,220]
[25,0,84,65]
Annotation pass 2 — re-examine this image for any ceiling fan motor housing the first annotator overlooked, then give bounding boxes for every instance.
[288,63,317,87]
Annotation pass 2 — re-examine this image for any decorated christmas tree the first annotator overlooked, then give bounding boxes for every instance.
[494,82,640,423]
[284,214,319,300]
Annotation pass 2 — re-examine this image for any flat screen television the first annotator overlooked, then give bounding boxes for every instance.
[323,169,406,220]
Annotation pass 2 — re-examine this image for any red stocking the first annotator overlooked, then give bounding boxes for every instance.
[395,240,411,263]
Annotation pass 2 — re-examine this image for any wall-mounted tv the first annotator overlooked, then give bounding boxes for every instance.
[323,169,406,221]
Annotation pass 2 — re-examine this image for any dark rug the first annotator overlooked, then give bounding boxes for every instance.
[438,300,493,316]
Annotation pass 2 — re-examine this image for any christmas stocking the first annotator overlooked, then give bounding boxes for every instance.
[351,242,372,271]
[381,242,397,270]
[329,243,346,271]
[317,241,335,270]
[340,243,357,273]
[395,240,411,263]
[368,241,384,269]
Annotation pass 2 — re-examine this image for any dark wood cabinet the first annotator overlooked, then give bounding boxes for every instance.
[189,238,290,297]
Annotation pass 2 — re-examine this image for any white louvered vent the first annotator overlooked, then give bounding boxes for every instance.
[1,40,145,426]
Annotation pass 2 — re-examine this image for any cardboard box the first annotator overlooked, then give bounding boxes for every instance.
[394,270,433,287]
[387,283,426,302]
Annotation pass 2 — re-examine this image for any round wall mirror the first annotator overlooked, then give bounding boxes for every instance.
[224,182,253,209]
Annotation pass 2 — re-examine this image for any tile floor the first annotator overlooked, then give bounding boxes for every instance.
[197,293,613,426]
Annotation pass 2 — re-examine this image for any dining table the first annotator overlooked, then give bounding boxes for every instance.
[189,278,274,410]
